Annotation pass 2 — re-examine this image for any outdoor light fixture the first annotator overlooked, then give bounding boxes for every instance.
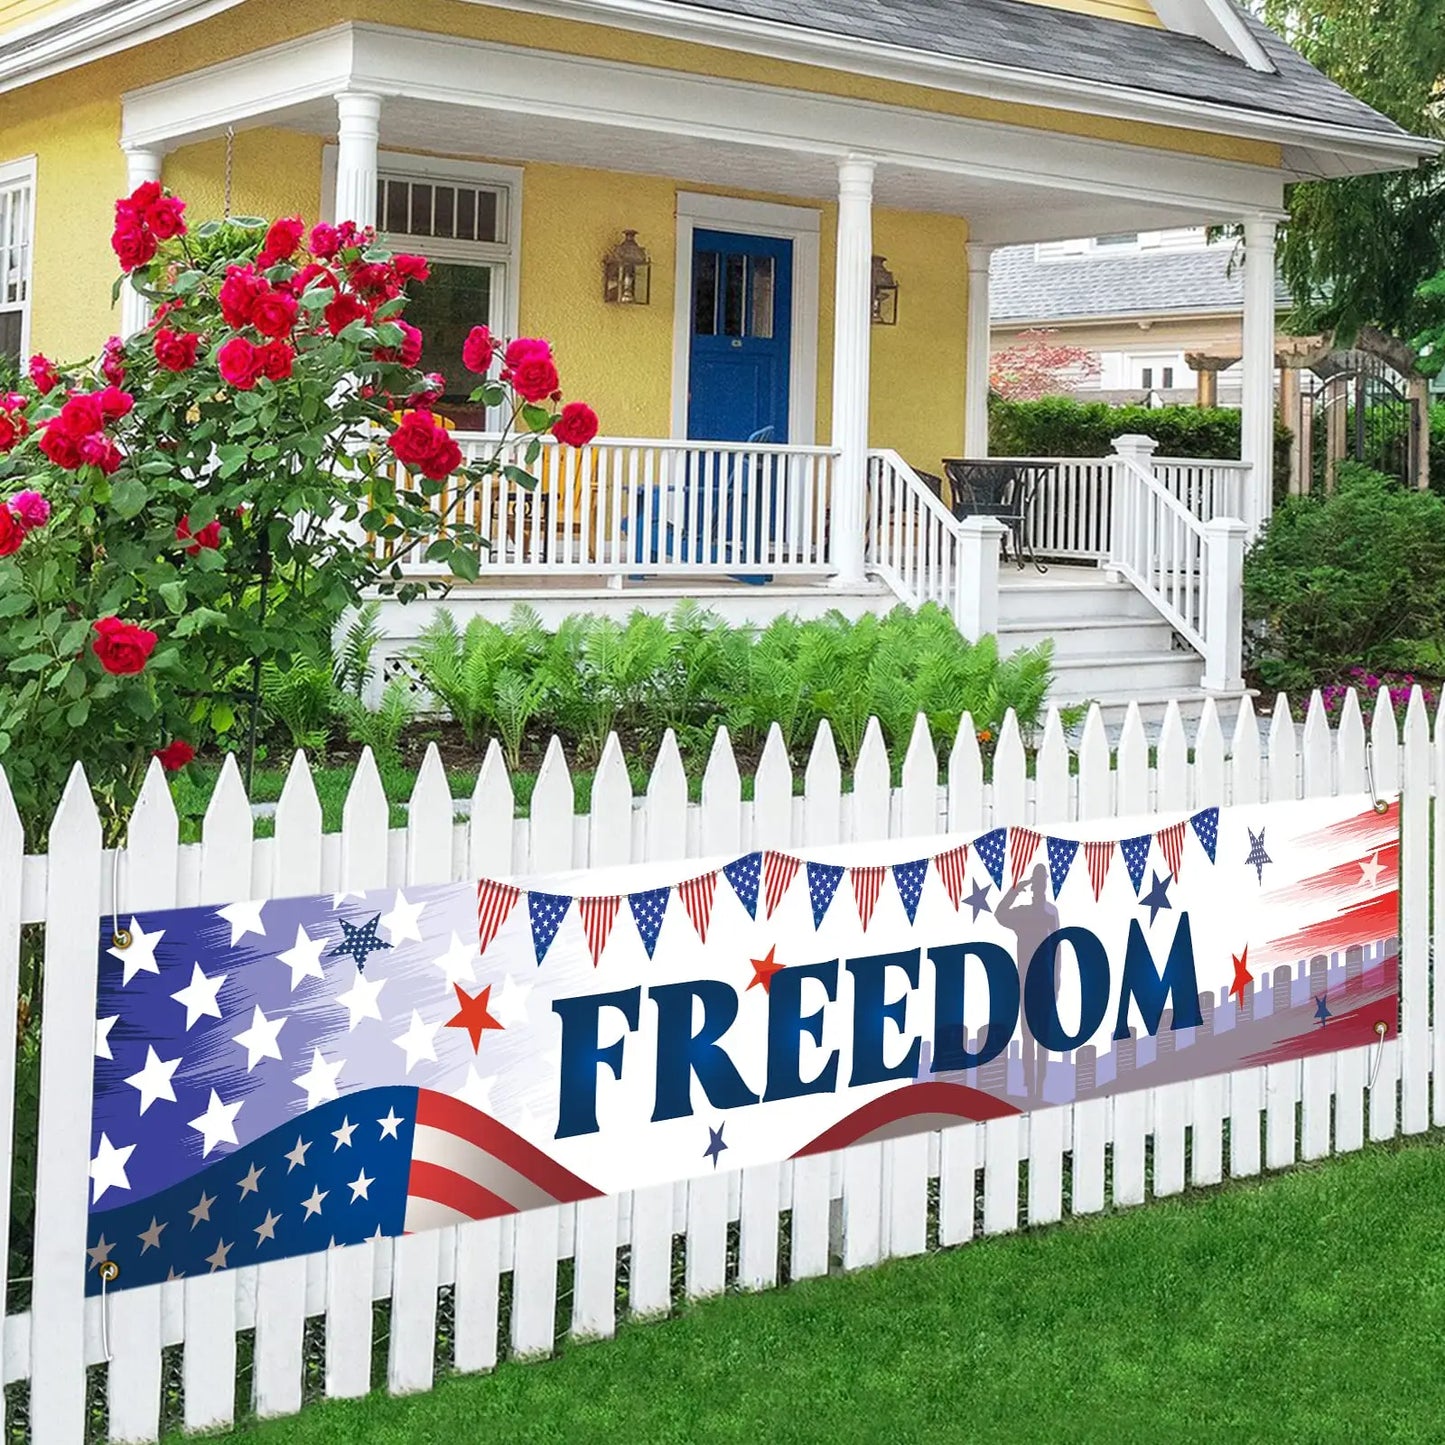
[603,229,652,305]
[871,254,899,326]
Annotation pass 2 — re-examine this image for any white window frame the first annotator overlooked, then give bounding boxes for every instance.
[0,155,37,363]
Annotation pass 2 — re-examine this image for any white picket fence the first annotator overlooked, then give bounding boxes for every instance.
[1,684,1436,1444]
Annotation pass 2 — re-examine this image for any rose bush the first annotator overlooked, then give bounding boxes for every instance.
[0,185,596,834]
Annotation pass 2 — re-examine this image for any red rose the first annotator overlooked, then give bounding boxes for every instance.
[111,221,157,272]
[394,254,430,282]
[37,422,83,469]
[27,355,58,394]
[348,262,398,303]
[120,181,162,216]
[406,373,446,406]
[251,289,299,339]
[58,393,105,435]
[379,320,424,367]
[1,392,27,412]
[176,515,223,555]
[154,740,196,772]
[218,265,266,328]
[258,216,304,266]
[217,336,263,390]
[100,337,126,386]
[79,433,123,474]
[153,328,200,372]
[91,617,157,676]
[0,506,22,558]
[258,340,294,382]
[324,293,366,336]
[552,402,599,448]
[335,221,366,251]
[0,413,27,452]
[462,325,495,374]
[144,195,186,242]
[503,337,552,371]
[308,223,340,259]
[97,386,133,421]
[288,263,336,297]
[388,410,460,481]
[509,355,560,403]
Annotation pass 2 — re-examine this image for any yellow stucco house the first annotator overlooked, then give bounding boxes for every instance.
[0,0,1433,719]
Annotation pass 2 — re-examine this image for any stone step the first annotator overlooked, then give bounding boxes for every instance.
[1048,650,1205,700]
[999,615,1180,658]
[998,577,1165,624]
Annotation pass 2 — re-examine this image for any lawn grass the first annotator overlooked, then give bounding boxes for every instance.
[180,1131,1445,1444]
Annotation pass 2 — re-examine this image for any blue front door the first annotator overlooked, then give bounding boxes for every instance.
[687,229,792,442]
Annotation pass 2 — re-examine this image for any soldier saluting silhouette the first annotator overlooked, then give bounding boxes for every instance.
[994,863,1059,1101]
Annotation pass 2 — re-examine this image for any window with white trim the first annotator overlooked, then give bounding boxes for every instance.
[0,158,36,366]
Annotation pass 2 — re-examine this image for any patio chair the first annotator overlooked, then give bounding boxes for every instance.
[942,459,1043,571]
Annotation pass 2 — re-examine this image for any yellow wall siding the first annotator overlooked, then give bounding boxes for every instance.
[164,129,325,233]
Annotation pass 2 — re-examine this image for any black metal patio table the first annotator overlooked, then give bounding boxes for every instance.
[940,458,1054,573]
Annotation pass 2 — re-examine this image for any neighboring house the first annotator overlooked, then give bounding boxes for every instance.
[0,0,1433,720]
[990,229,1294,406]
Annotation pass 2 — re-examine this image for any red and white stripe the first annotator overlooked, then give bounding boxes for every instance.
[1009,828,1041,886]
[764,851,800,918]
[850,866,886,930]
[678,872,718,943]
[477,879,521,957]
[1083,840,1113,900]
[1156,821,1186,881]
[576,895,620,967]
[934,845,969,909]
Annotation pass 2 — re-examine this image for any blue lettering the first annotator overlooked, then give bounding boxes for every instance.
[552,987,641,1139]
[650,980,759,1122]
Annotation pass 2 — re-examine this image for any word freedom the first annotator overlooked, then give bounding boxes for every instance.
[553,914,1199,1137]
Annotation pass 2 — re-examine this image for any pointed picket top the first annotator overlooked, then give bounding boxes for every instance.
[469,739,515,879]
[1115,702,1149,819]
[51,759,102,853]
[804,718,842,846]
[1155,701,1188,813]
[530,734,576,874]
[851,716,890,844]
[643,729,688,863]
[1370,684,1401,795]
[129,756,179,857]
[341,746,389,892]
[589,732,634,870]
[1403,682,1430,762]
[1266,694,1298,803]
[1336,688,1367,794]
[992,709,1027,825]
[201,752,253,900]
[203,751,253,841]
[273,750,323,894]
[1436,689,1445,790]
[1229,693,1262,806]
[946,711,984,834]
[1192,697,1225,808]
[753,724,793,851]
[898,713,936,839]
[0,765,20,855]
[1301,692,1333,800]
[1035,707,1070,825]
[406,742,453,886]
[1076,704,1112,822]
[701,724,742,857]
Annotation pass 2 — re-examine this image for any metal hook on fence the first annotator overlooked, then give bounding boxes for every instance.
[1367,1020,1389,1091]
[98,1261,119,1363]
[1364,738,1390,815]
[110,848,129,952]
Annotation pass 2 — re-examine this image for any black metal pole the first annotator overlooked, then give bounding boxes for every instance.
[243,528,272,793]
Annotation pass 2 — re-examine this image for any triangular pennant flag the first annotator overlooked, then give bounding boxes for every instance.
[576,895,620,967]
[763,851,800,919]
[1009,827,1042,886]
[678,872,717,944]
[1045,837,1079,897]
[628,887,671,959]
[477,879,521,957]
[975,829,1007,889]
[1119,835,1152,896]
[528,891,572,965]
[723,852,762,919]
[806,862,846,929]
[934,845,969,910]
[893,859,930,924]
[1156,821,1187,881]
[1190,807,1220,863]
[1083,840,1114,901]
[851,866,887,930]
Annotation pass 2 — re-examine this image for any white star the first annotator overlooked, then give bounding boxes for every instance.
[90,1133,135,1204]
[276,925,326,991]
[369,1223,385,1242]
[452,1063,495,1113]
[124,1045,181,1115]
[166,1267,186,1281]
[1360,851,1385,889]
[107,919,164,985]
[137,1217,166,1254]
[284,1136,311,1173]
[254,1209,281,1246]
[379,890,426,946]
[188,1191,215,1229]
[331,889,366,910]
[217,898,267,945]
[87,1235,114,1270]
[393,1010,439,1074]
[205,1238,232,1273]
[294,1048,343,1110]
[335,970,387,1030]
[94,1015,118,1060]
[431,931,478,988]
[348,1168,375,1202]
[332,1116,358,1150]
[232,1005,286,1071]
[302,1184,328,1219]
[378,1108,403,1140]
[188,1089,243,1158]
[236,1162,264,1198]
[491,973,532,1028]
[171,962,226,1030]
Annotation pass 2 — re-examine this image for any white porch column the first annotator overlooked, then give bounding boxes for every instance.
[119,144,163,338]
[335,92,382,229]
[964,241,993,456]
[830,155,875,588]
[1240,217,1277,539]
[954,516,1007,641]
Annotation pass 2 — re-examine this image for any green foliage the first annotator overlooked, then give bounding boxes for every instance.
[1242,461,1445,690]
[333,680,417,773]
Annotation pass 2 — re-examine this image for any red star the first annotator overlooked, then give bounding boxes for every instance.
[747,945,784,993]
[1229,947,1252,1007]
[445,983,504,1051]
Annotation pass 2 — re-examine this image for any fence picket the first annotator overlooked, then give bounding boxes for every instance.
[1075,707,1111,821]
[990,713,1027,826]
[937,1121,977,1247]
[947,713,984,834]
[898,715,936,839]
[981,1116,1020,1234]
[737,1161,781,1291]
[851,719,890,844]
[0,772,21,1443]
[1035,708,1070,822]
[684,1171,729,1298]
[1026,1107,1065,1225]
[753,726,793,851]
[701,727,743,858]
[788,1150,832,1281]
[644,731,689,864]
[1400,690,1430,1134]
[1115,704,1148,818]
[1435,699,1445,1127]
[468,741,515,879]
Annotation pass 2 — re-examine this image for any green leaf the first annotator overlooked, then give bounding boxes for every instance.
[7,655,50,675]
[110,477,149,519]
[450,546,480,583]
[216,444,249,478]
[211,701,235,734]
[521,404,554,433]
[159,580,188,614]
[0,592,32,619]
[65,698,90,728]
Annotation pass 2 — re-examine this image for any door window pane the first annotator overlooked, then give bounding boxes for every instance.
[401,261,493,403]
[693,252,718,336]
[722,253,746,337]
[0,311,20,364]
[750,255,774,340]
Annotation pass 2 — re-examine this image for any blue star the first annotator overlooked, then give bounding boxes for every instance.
[703,1123,727,1169]
[1140,870,1172,925]
[327,914,391,972]
[964,880,992,921]
[1245,827,1272,884]
[1314,995,1331,1027]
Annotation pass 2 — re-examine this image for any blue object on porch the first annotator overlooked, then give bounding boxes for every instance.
[726,425,776,584]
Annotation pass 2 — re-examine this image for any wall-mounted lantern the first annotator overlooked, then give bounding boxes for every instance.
[603,229,652,305]
[871,254,899,326]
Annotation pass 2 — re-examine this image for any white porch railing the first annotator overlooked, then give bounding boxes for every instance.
[374,434,838,580]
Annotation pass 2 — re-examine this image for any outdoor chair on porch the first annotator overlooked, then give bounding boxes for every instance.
[941,458,1050,573]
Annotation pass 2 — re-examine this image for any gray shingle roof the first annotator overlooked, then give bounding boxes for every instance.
[670,0,1406,140]
[990,240,1292,323]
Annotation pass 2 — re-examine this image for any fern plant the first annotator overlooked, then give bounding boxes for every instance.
[333,679,417,772]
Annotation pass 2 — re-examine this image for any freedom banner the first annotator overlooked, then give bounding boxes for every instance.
[86,794,1398,1291]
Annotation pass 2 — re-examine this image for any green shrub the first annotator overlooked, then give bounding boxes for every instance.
[1242,461,1445,691]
